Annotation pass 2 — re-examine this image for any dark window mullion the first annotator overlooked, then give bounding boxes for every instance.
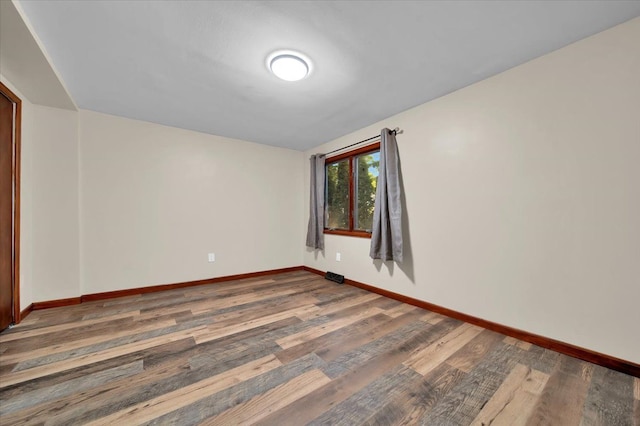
[348,156,354,231]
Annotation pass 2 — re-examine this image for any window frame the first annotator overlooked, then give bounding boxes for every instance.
[324,142,380,239]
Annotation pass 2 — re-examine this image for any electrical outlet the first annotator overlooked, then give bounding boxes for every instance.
[336,252,341,261]
[208,253,215,262]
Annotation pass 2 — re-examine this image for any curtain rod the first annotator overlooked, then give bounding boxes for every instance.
[325,127,402,156]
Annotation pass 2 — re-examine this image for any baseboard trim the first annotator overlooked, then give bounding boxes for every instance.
[81,266,305,302]
[32,297,82,310]
[18,303,33,322]
[26,266,305,312]
[303,266,639,377]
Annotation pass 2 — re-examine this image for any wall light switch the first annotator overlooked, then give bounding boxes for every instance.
[336,252,341,262]
[208,253,215,262]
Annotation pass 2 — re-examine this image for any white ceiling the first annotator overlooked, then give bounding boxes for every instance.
[14,0,640,151]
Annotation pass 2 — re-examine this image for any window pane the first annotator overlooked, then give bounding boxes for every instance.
[354,151,380,231]
[325,159,350,229]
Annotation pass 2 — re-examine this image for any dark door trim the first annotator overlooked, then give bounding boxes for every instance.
[0,81,21,325]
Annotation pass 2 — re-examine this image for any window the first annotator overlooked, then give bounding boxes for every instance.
[325,143,380,238]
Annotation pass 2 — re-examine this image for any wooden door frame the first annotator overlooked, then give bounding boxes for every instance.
[0,81,21,324]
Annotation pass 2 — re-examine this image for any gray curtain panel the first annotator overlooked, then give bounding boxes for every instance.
[305,154,326,249]
[370,128,403,262]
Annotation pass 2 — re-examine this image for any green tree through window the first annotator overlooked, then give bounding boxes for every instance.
[355,152,380,231]
[325,159,350,229]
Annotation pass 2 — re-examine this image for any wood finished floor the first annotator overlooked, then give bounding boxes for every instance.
[0,271,638,425]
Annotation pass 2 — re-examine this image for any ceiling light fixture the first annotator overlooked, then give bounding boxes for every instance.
[268,51,311,82]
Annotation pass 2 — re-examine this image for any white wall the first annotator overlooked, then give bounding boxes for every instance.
[79,110,304,294]
[0,75,81,308]
[29,104,80,302]
[304,18,640,363]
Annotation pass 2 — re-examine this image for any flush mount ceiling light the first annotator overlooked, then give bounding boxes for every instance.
[268,51,311,82]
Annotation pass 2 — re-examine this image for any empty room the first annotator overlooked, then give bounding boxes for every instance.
[1,0,639,424]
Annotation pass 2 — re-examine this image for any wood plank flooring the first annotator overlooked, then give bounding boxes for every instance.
[0,270,637,425]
